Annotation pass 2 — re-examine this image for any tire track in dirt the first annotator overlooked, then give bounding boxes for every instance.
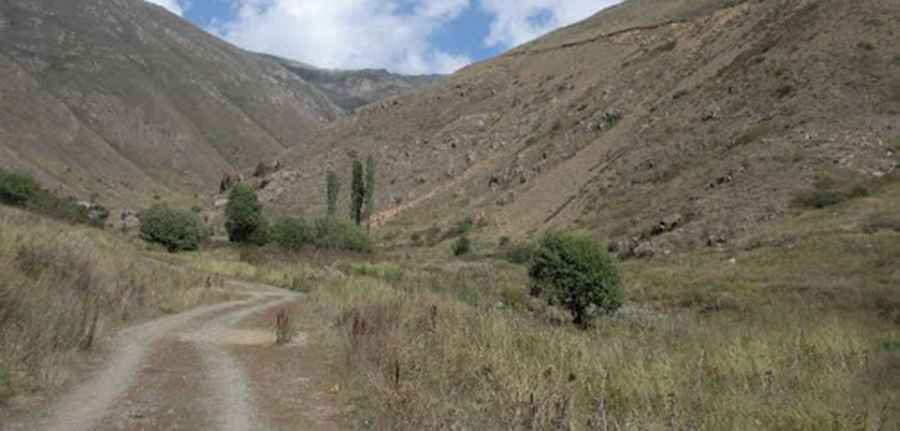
[2,280,298,431]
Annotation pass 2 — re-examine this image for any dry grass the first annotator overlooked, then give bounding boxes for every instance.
[0,206,229,404]
[157,246,335,293]
[309,274,898,430]
[297,183,900,430]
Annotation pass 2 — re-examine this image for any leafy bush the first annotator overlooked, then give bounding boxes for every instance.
[139,204,209,252]
[225,184,267,244]
[453,235,472,256]
[312,218,372,253]
[0,169,39,205]
[270,217,312,250]
[528,231,623,327]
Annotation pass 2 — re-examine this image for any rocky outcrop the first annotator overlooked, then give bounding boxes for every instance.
[219,172,244,194]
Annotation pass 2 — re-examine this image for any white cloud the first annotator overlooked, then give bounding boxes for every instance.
[144,0,184,16]
[478,0,621,48]
[211,0,619,74]
[214,0,472,75]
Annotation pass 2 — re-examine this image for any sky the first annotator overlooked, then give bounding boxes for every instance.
[144,0,621,75]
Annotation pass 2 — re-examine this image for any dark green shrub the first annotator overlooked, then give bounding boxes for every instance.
[528,232,623,327]
[455,217,475,236]
[139,204,209,252]
[0,169,39,206]
[247,217,270,246]
[498,236,511,247]
[326,170,340,218]
[312,218,372,253]
[453,235,472,256]
[270,217,312,250]
[350,158,365,225]
[225,184,266,244]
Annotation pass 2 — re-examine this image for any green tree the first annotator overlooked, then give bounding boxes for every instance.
[528,231,623,327]
[326,170,340,218]
[365,156,376,231]
[225,184,266,244]
[350,158,365,225]
[139,204,209,252]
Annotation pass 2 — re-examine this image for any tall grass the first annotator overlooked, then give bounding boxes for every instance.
[307,267,898,430]
[0,206,226,403]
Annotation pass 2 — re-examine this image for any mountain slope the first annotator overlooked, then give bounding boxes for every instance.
[259,54,441,113]
[0,0,342,204]
[265,0,899,252]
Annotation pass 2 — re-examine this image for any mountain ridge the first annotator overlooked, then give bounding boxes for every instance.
[0,0,436,205]
[262,0,899,254]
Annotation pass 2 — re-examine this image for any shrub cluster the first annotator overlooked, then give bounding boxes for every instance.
[0,169,38,205]
[528,231,623,327]
[139,204,209,252]
[0,168,102,225]
[267,216,373,253]
[270,217,312,250]
[313,218,373,253]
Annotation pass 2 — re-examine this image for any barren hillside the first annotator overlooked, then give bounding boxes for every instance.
[265,0,899,253]
[0,0,433,206]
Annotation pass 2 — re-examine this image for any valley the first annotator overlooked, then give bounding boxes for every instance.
[1,0,899,430]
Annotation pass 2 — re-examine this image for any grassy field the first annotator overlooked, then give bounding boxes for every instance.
[0,206,232,404]
[12,175,893,429]
[182,181,900,430]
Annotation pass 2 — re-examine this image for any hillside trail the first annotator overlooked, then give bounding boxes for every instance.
[1,278,341,431]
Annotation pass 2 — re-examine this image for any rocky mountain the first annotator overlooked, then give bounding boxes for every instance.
[258,54,441,113]
[263,0,900,253]
[0,0,419,205]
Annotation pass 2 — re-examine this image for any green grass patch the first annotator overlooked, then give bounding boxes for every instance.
[348,263,405,283]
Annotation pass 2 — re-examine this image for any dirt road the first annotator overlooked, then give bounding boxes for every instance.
[2,280,341,431]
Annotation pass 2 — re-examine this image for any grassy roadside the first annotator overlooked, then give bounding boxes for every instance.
[0,206,233,405]
[324,184,898,429]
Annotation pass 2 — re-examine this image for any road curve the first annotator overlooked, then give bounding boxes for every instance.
[2,280,298,431]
